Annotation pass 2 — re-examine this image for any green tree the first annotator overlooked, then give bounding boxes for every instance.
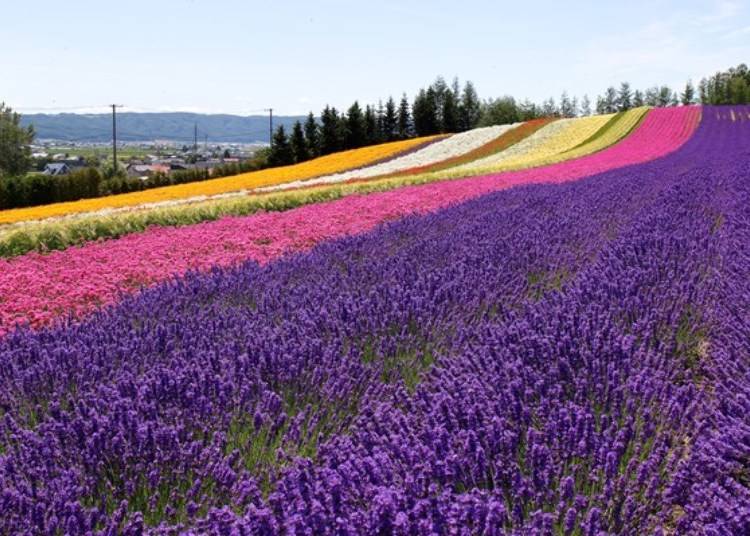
[633,90,645,107]
[603,87,618,113]
[303,112,320,157]
[0,103,35,177]
[364,105,379,144]
[519,99,540,120]
[290,121,309,163]
[345,101,366,149]
[413,88,438,136]
[383,97,398,140]
[459,81,482,130]
[617,82,632,111]
[657,86,673,107]
[699,78,709,104]
[319,106,342,155]
[441,89,459,132]
[560,91,576,118]
[644,87,659,107]
[681,80,696,105]
[728,76,749,104]
[397,94,412,139]
[480,96,520,126]
[542,97,558,117]
[580,94,592,116]
[268,125,294,166]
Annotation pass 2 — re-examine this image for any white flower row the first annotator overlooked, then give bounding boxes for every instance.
[255,124,519,193]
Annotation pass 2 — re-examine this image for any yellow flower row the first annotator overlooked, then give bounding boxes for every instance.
[443,114,613,177]
[386,108,648,185]
[0,135,443,225]
[553,107,649,161]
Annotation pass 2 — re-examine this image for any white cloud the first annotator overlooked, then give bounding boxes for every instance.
[573,0,750,90]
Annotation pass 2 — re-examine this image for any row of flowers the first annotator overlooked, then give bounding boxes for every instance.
[0,107,700,334]
[447,113,612,175]
[0,107,746,534]
[255,125,518,192]
[0,134,444,226]
[0,113,640,256]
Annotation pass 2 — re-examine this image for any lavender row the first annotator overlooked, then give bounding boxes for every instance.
[1,107,749,534]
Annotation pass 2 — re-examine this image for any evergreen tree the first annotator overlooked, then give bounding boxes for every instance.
[542,97,558,117]
[319,106,342,155]
[413,88,439,136]
[375,101,385,142]
[459,81,482,131]
[441,89,459,132]
[268,125,294,166]
[595,95,607,115]
[431,76,449,128]
[0,103,35,177]
[633,90,645,107]
[644,87,659,107]
[519,99,539,120]
[303,112,320,157]
[657,86,673,107]
[397,93,412,139]
[290,121,308,163]
[560,91,575,118]
[364,105,378,144]
[383,97,398,140]
[617,82,632,111]
[451,77,461,101]
[603,87,618,113]
[335,111,349,149]
[699,78,709,104]
[681,80,696,105]
[580,95,592,116]
[345,101,366,148]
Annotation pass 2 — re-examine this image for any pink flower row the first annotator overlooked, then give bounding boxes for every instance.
[0,107,701,334]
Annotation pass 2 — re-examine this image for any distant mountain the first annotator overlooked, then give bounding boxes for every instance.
[21,112,307,143]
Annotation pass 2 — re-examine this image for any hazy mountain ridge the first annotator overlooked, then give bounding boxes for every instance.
[21,112,306,143]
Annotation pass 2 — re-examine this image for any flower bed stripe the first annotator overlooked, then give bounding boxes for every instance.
[0,107,700,335]
[0,106,745,534]
[0,134,444,225]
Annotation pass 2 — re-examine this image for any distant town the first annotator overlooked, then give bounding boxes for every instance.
[29,139,266,180]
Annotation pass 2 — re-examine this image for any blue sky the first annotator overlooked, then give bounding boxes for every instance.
[3,0,749,115]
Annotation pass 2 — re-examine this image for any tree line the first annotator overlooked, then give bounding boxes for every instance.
[268,77,482,166]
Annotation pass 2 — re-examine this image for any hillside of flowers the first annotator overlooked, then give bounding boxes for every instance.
[1,106,749,534]
[0,108,689,258]
[0,108,698,333]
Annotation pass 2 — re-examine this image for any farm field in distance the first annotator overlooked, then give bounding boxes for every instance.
[1,104,749,534]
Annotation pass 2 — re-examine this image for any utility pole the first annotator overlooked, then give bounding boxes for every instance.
[110,104,123,173]
[264,108,273,147]
[193,123,198,157]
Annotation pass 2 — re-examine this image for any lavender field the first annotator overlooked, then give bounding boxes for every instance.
[1,106,749,534]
